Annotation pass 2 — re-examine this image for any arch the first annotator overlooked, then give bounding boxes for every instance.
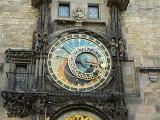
[51,103,113,120]
[48,27,111,46]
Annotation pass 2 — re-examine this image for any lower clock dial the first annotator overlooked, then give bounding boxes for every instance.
[57,110,102,120]
[47,34,112,92]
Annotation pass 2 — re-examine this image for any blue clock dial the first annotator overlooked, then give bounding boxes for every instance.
[47,34,112,92]
[75,52,96,73]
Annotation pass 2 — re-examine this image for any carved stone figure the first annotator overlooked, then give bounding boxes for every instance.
[73,7,86,22]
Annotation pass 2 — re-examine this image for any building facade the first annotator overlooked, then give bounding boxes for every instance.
[0,0,160,120]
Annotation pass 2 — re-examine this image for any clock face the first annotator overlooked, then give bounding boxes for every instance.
[57,110,102,120]
[47,34,112,92]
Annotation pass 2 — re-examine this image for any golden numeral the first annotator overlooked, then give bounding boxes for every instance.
[65,118,73,120]
[65,115,94,120]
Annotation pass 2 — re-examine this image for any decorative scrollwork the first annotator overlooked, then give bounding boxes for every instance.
[5,49,32,63]
[1,92,33,117]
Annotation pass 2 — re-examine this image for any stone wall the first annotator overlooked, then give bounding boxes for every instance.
[122,0,160,67]
[0,0,160,120]
[122,0,160,119]
[0,0,38,119]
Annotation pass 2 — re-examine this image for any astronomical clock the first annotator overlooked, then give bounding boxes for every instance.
[1,0,130,120]
[47,32,115,120]
[47,34,112,92]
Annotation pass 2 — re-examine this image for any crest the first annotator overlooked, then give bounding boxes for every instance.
[73,7,86,22]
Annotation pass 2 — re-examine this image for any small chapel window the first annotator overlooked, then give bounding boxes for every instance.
[58,3,70,17]
[88,4,99,19]
[14,64,27,91]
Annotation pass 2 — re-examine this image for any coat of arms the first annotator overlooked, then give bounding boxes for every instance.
[73,7,86,22]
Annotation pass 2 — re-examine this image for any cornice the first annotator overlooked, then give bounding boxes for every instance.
[107,0,130,11]
[31,0,52,8]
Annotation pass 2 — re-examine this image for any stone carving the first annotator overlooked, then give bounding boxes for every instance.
[34,31,48,52]
[5,49,32,63]
[148,72,158,82]
[1,0,128,119]
[73,7,86,22]
[1,92,33,117]
[1,90,127,119]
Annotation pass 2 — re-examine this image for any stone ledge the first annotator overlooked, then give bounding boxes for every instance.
[139,67,160,72]
[136,105,156,114]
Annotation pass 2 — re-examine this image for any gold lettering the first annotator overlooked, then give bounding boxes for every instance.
[65,118,73,120]
[74,115,83,120]
[84,117,94,120]
[64,114,94,120]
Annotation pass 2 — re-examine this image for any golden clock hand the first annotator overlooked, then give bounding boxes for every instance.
[56,56,91,72]
[75,59,96,73]
[100,63,108,68]
[81,61,108,68]
[83,61,98,65]
[76,59,91,73]
[56,55,94,69]
[80,61,98,67]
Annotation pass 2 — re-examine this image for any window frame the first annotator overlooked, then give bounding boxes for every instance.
[87,3,100,20]
[14,64,28,92]
[58,2,70,18]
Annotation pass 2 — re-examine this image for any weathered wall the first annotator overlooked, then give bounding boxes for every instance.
[51,0,110,23]
[0,0,160,120]
[51,0,110,34]
[0,0,38,119]
[122,0,160,119]
[122,0,160,67]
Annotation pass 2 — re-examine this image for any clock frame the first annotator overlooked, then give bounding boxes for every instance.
[47,34,112,92]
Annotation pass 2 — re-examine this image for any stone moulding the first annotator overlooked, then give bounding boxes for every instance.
[5,49,32,63]
[107,0,130,11]
[1,90,127,119]
[31,0,52,8]
[138,67,160,82]
[138,67,160,73]
[31,0,130,11]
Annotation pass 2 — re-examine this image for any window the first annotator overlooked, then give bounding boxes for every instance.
[58,3,70,17]
[88,4,99,19]
[15,65,27,91]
